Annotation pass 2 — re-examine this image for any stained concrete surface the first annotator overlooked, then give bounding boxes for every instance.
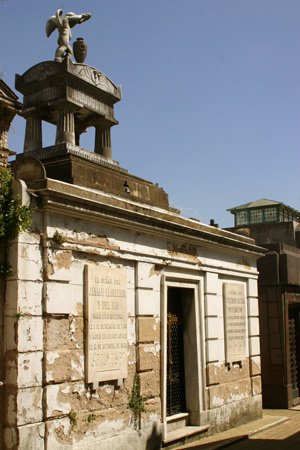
[174,409,300,449]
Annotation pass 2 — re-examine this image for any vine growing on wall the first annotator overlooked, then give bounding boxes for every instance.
[128,373,148,429]
[0,167,33,276]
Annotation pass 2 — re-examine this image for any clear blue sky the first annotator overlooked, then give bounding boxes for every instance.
[1,0,299,227]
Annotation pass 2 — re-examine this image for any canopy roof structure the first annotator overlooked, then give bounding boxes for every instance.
[227,198,300,217]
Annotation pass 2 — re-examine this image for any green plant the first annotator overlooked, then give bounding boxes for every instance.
[88,414,95,423]
[128,373,148,428]
[52,230,67,245]
[0,167,34,278]
[0,263,13,277]
[13,311,23,320]
[68,410,77,427]
[0,168,33,242]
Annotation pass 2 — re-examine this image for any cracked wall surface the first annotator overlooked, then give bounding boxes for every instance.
[3,184,262,449]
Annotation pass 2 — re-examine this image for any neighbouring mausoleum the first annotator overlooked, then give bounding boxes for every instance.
[1,10,265,450]
[227,199,300,408]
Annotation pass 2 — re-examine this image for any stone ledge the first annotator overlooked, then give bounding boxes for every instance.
[163,425,209,445]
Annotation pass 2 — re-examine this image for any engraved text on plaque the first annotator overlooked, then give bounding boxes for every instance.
[223,283,246,363]
[85,265,128,383]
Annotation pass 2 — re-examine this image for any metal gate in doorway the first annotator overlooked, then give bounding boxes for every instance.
[167,287,186,416]
[289,307,300,401]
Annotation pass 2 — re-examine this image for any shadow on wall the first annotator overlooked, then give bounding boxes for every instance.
[145,423,162,450]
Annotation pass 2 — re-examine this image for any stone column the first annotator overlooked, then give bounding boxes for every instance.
[74,123,88,148]
[94,121,112,159]
[24,116,42,152]
[55,108,75,145]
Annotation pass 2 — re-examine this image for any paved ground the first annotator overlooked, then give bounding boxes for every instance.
[174,408,300,449]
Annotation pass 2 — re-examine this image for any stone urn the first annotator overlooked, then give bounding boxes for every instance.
[73,38,87,63]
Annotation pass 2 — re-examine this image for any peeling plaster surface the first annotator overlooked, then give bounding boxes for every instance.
[3,185,263,449]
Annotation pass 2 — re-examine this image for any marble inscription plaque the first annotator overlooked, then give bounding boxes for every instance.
[85,265,128,383]
[223,283,246,363]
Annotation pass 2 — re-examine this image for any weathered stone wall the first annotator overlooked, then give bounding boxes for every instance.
[3,188,262,448]
[3,211,164,448]
[206,359,261,409]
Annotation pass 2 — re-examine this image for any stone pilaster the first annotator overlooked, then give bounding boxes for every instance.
[24,115,42,152]
[55,108,75,145]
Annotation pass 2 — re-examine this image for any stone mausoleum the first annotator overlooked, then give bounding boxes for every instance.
[1,11,265,450]
[228,199,300,409]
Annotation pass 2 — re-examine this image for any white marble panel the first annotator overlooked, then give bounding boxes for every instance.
[136,288,160,316]
[205,272,219,295]
[248,317,260,336]
[44,282,83,315]
[247,278,258,298]
[249,336,260,356]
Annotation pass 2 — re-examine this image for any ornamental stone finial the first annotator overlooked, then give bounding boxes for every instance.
[46,9,91,62]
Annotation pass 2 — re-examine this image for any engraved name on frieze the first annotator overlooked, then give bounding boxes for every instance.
[223,283,246,363]
[85,265,128,383]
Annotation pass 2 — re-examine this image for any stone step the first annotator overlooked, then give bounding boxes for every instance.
[167,413,190,433]
[163,424,210,446]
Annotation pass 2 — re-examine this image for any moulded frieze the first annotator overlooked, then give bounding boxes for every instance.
[69,88,113,117]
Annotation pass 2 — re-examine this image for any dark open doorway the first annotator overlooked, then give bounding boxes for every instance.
[167,287,186,415]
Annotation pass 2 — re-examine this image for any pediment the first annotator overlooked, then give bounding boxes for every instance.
[0,79,19,102]
[0,80,22,112]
